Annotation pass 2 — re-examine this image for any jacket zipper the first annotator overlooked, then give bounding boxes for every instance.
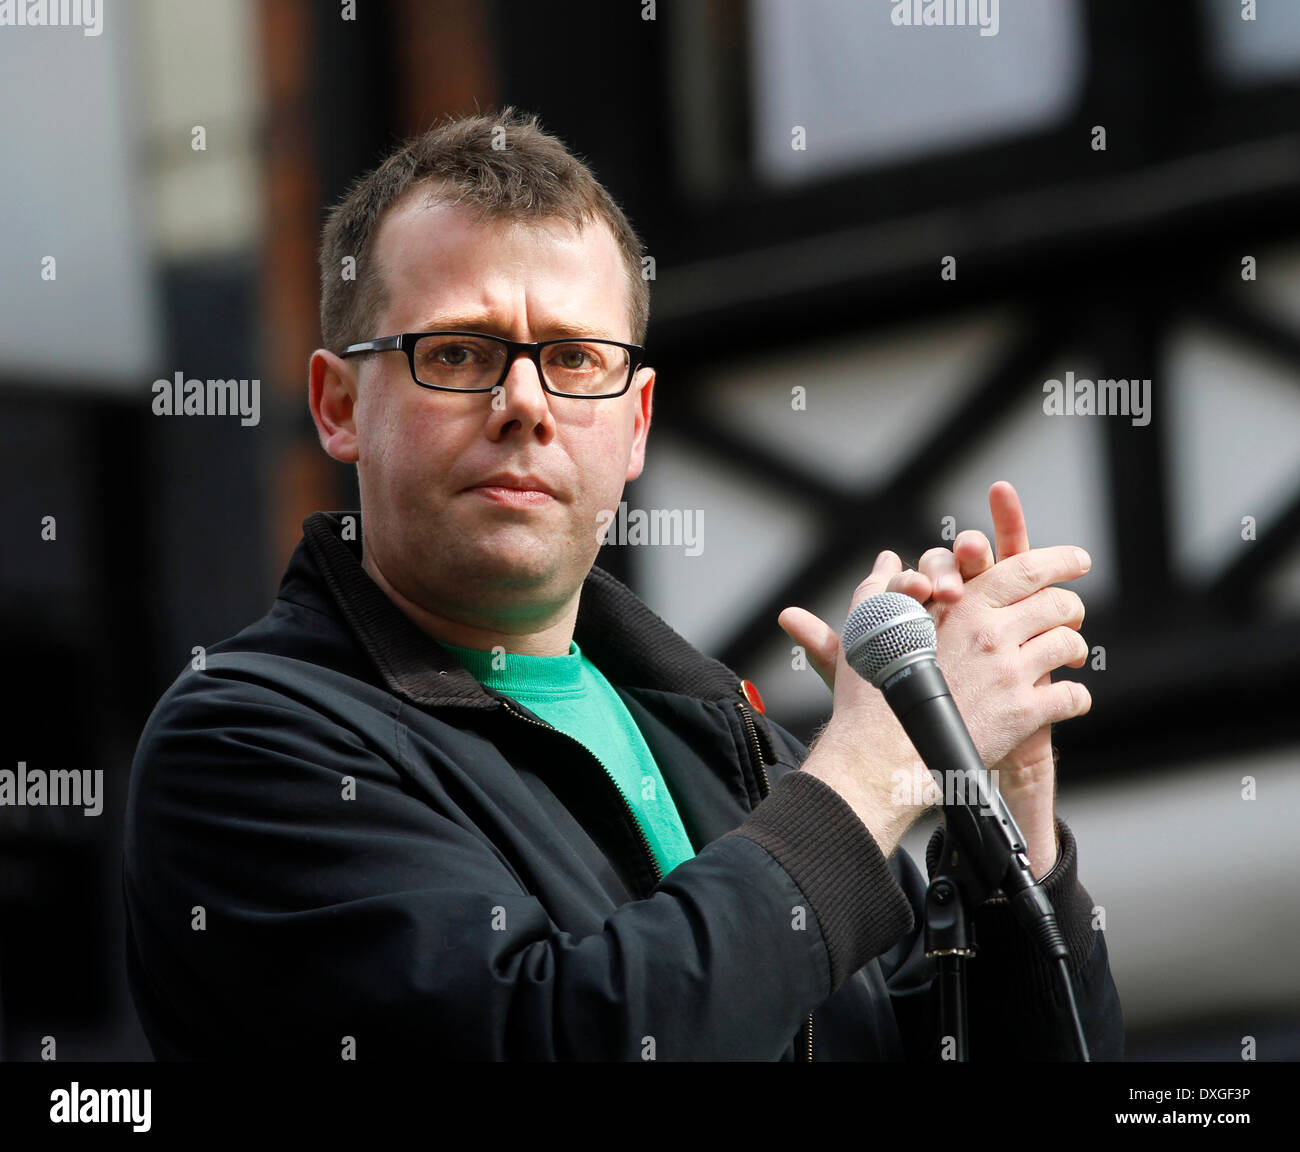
[736,699,771,801]
[737,697,812,1063]
[498,697,662,887]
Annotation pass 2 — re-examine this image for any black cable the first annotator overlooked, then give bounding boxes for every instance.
[1054,955,1091,1062]
[1009,885,1092,1061]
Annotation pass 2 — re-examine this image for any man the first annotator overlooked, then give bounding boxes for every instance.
[123,108,1122,1060]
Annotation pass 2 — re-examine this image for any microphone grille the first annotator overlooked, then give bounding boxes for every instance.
[842,592,937,686]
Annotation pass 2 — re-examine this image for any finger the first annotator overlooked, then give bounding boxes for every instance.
[1005,585,1086,644]
[1034,678,1092,726]
[848,550,905,609]
[974,545,1092,607]
[917,547,964,601]
[791,550,907,688]
[778,606,840,691]
[1020,625,1089,683]
[989,481,1029,562]
[953,529,994,582]
[886,568,933,604]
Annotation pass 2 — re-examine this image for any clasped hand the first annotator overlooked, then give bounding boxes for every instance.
[779,482,1091,876]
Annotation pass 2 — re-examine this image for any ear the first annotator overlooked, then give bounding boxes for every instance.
[624,366,654,483]
[309,349,361,463]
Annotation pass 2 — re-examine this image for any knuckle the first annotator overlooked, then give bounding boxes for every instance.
[1046,587,1070,620]
[887,569,920,590]
[1062,681,1082,716]
[919,547,950,569]
[1062,589,1085,625]
[887,568,918,592]
[1016,553,1044,589]
[1060,679,1089,717]
[1042,626,1067,662]
[973,625,1000,656]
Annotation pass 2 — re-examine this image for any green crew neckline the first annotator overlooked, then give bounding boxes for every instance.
[439,638,585,699]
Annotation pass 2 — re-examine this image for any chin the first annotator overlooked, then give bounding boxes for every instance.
[450,536,568,589]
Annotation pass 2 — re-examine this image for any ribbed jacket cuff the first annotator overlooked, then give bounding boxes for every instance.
[925,816,1099,1008]
[725,770,915,992]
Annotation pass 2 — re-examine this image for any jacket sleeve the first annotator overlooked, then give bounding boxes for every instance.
[761,718,1125,1061]
[123,670,916,1061]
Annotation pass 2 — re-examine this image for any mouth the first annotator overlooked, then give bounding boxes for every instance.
[464,474,559,506]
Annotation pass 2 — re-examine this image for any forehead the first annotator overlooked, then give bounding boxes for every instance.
[370,190,629,336]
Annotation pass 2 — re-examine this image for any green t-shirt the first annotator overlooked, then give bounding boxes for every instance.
[440,639,696,876]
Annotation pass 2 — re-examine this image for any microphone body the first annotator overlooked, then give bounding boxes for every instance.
[843,594,1065,954]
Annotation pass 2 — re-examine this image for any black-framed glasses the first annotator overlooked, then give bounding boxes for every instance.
[339,331,646,398]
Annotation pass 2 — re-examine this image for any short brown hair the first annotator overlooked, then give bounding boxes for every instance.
[318,107,649,356]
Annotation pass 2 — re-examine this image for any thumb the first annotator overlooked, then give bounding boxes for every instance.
[778,606,840,692]
[779,551,905,693]
[850,549,906,608]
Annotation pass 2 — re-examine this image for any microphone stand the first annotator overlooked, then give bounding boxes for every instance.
[924,814,1091,1062]
[925,815,1008,1062]
[923,830,978,1062]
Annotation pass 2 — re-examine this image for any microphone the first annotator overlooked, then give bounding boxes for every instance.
[841,592,1066,960]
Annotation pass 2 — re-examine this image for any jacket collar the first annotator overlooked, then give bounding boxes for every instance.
[295,510,744,711]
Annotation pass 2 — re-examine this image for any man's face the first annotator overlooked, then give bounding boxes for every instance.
[317,191,653,633]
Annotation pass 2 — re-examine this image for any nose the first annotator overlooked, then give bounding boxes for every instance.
[485,348,556,442]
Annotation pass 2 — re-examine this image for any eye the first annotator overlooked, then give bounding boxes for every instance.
[436,344,474,366]
[547,343,606,372]
[414,337,494,369]
[557,347,591,369]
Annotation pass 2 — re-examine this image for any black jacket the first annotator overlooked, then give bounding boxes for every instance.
[123,510,1123,1060]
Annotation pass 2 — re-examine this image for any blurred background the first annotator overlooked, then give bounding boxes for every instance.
[1,0,1297,1061]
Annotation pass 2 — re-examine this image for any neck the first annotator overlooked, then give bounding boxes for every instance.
[360,549,580,657]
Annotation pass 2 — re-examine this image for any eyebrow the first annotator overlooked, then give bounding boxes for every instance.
[411,314,621,341]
